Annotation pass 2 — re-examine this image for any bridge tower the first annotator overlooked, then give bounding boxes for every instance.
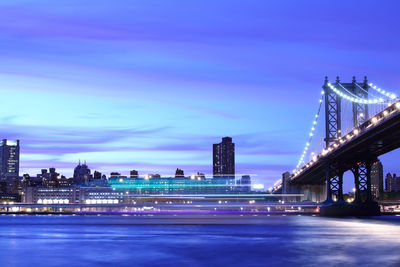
[323,76,375,205]
[323,77,342,202]
[348,76,371,203]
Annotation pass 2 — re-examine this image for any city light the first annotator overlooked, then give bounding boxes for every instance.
[294,93,324,172]
[369,83,398,100]
[327,82,394,104]
[252,184,264,190]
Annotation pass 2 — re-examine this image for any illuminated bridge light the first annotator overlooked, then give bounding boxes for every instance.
[371,117,378,124]
[353,129,359,135]
[396,102,400,109]
[329,83,395,105]
[294,92,324,174]
[369,82,398,101]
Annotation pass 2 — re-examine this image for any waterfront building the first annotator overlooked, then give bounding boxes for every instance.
[80,186,121,204]
[109,175,236,195]
[148,174,161,179]
[23,184,120,204]
[93,171,102,180]
[58,176,75,187]
[175,168,184,178]
[37,169,49,180]
[370,160,383,198]
[22,173,252,204]
[236,175,251,193]
[130,170,139,178]
[213,137,235,178]
[110,172,121,178]
[23,173,42,187]
[42,167,60,188]
[281,172,292,202]
[0,139,20,179]
[73,161,91,184]
[23,186,81,204]
[0,139,20,193]
[385,173,400,192]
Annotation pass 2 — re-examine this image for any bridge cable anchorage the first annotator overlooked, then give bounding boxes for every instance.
[327,82,394,104]
[292,92,324,175]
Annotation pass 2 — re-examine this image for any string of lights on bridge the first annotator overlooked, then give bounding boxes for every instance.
[369,82,398,100]
[294,94,324,171]
[327,82,397,104]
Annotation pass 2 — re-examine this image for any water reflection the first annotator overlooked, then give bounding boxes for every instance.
[0,215,398,266]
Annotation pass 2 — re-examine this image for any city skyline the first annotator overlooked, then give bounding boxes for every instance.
[1,1,400,186]
[1,2,400,266]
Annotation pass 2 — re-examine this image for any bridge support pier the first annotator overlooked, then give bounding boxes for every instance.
[324,162,344,204]
[320,202,380,217]
[321,158,380,217]
[352,159,375,204]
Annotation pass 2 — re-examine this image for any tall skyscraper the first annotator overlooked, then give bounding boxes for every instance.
[0,139,20,180]
[73,161,91,184]
[213,137,235,178]
[370,160,383,199]
[0,139,20,194]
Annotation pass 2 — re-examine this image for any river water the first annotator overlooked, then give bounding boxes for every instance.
[0,215,398,266]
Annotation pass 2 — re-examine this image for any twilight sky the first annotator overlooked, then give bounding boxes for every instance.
[1,0,400,187]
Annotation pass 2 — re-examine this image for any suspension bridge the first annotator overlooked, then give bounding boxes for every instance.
[273,76,400,216]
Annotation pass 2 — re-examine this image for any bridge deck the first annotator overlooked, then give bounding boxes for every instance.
[291,102,400,184]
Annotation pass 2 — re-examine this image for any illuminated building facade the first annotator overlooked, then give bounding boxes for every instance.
[80,187,121,204]
[0,139,20,193]
[370,160,383,198]
[22,173,251,204]
[24,186,81,204]
[109,176,237,195]
[23,186,121,204]
[213,137,235,178]
[0,139,20,178]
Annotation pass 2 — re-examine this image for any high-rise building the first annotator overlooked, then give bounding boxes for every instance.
[0,139,20,193]
[213,137,235,178]
[73,161,91,184]
[370,160,383,199]
[385,173,400,192]
[0,139,20,180]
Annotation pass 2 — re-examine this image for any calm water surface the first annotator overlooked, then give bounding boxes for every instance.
[0,214,399,267]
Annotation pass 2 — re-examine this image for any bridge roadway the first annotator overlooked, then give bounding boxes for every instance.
[290,101,400,185]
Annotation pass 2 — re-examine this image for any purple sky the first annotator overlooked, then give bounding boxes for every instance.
[1,1,400,188]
